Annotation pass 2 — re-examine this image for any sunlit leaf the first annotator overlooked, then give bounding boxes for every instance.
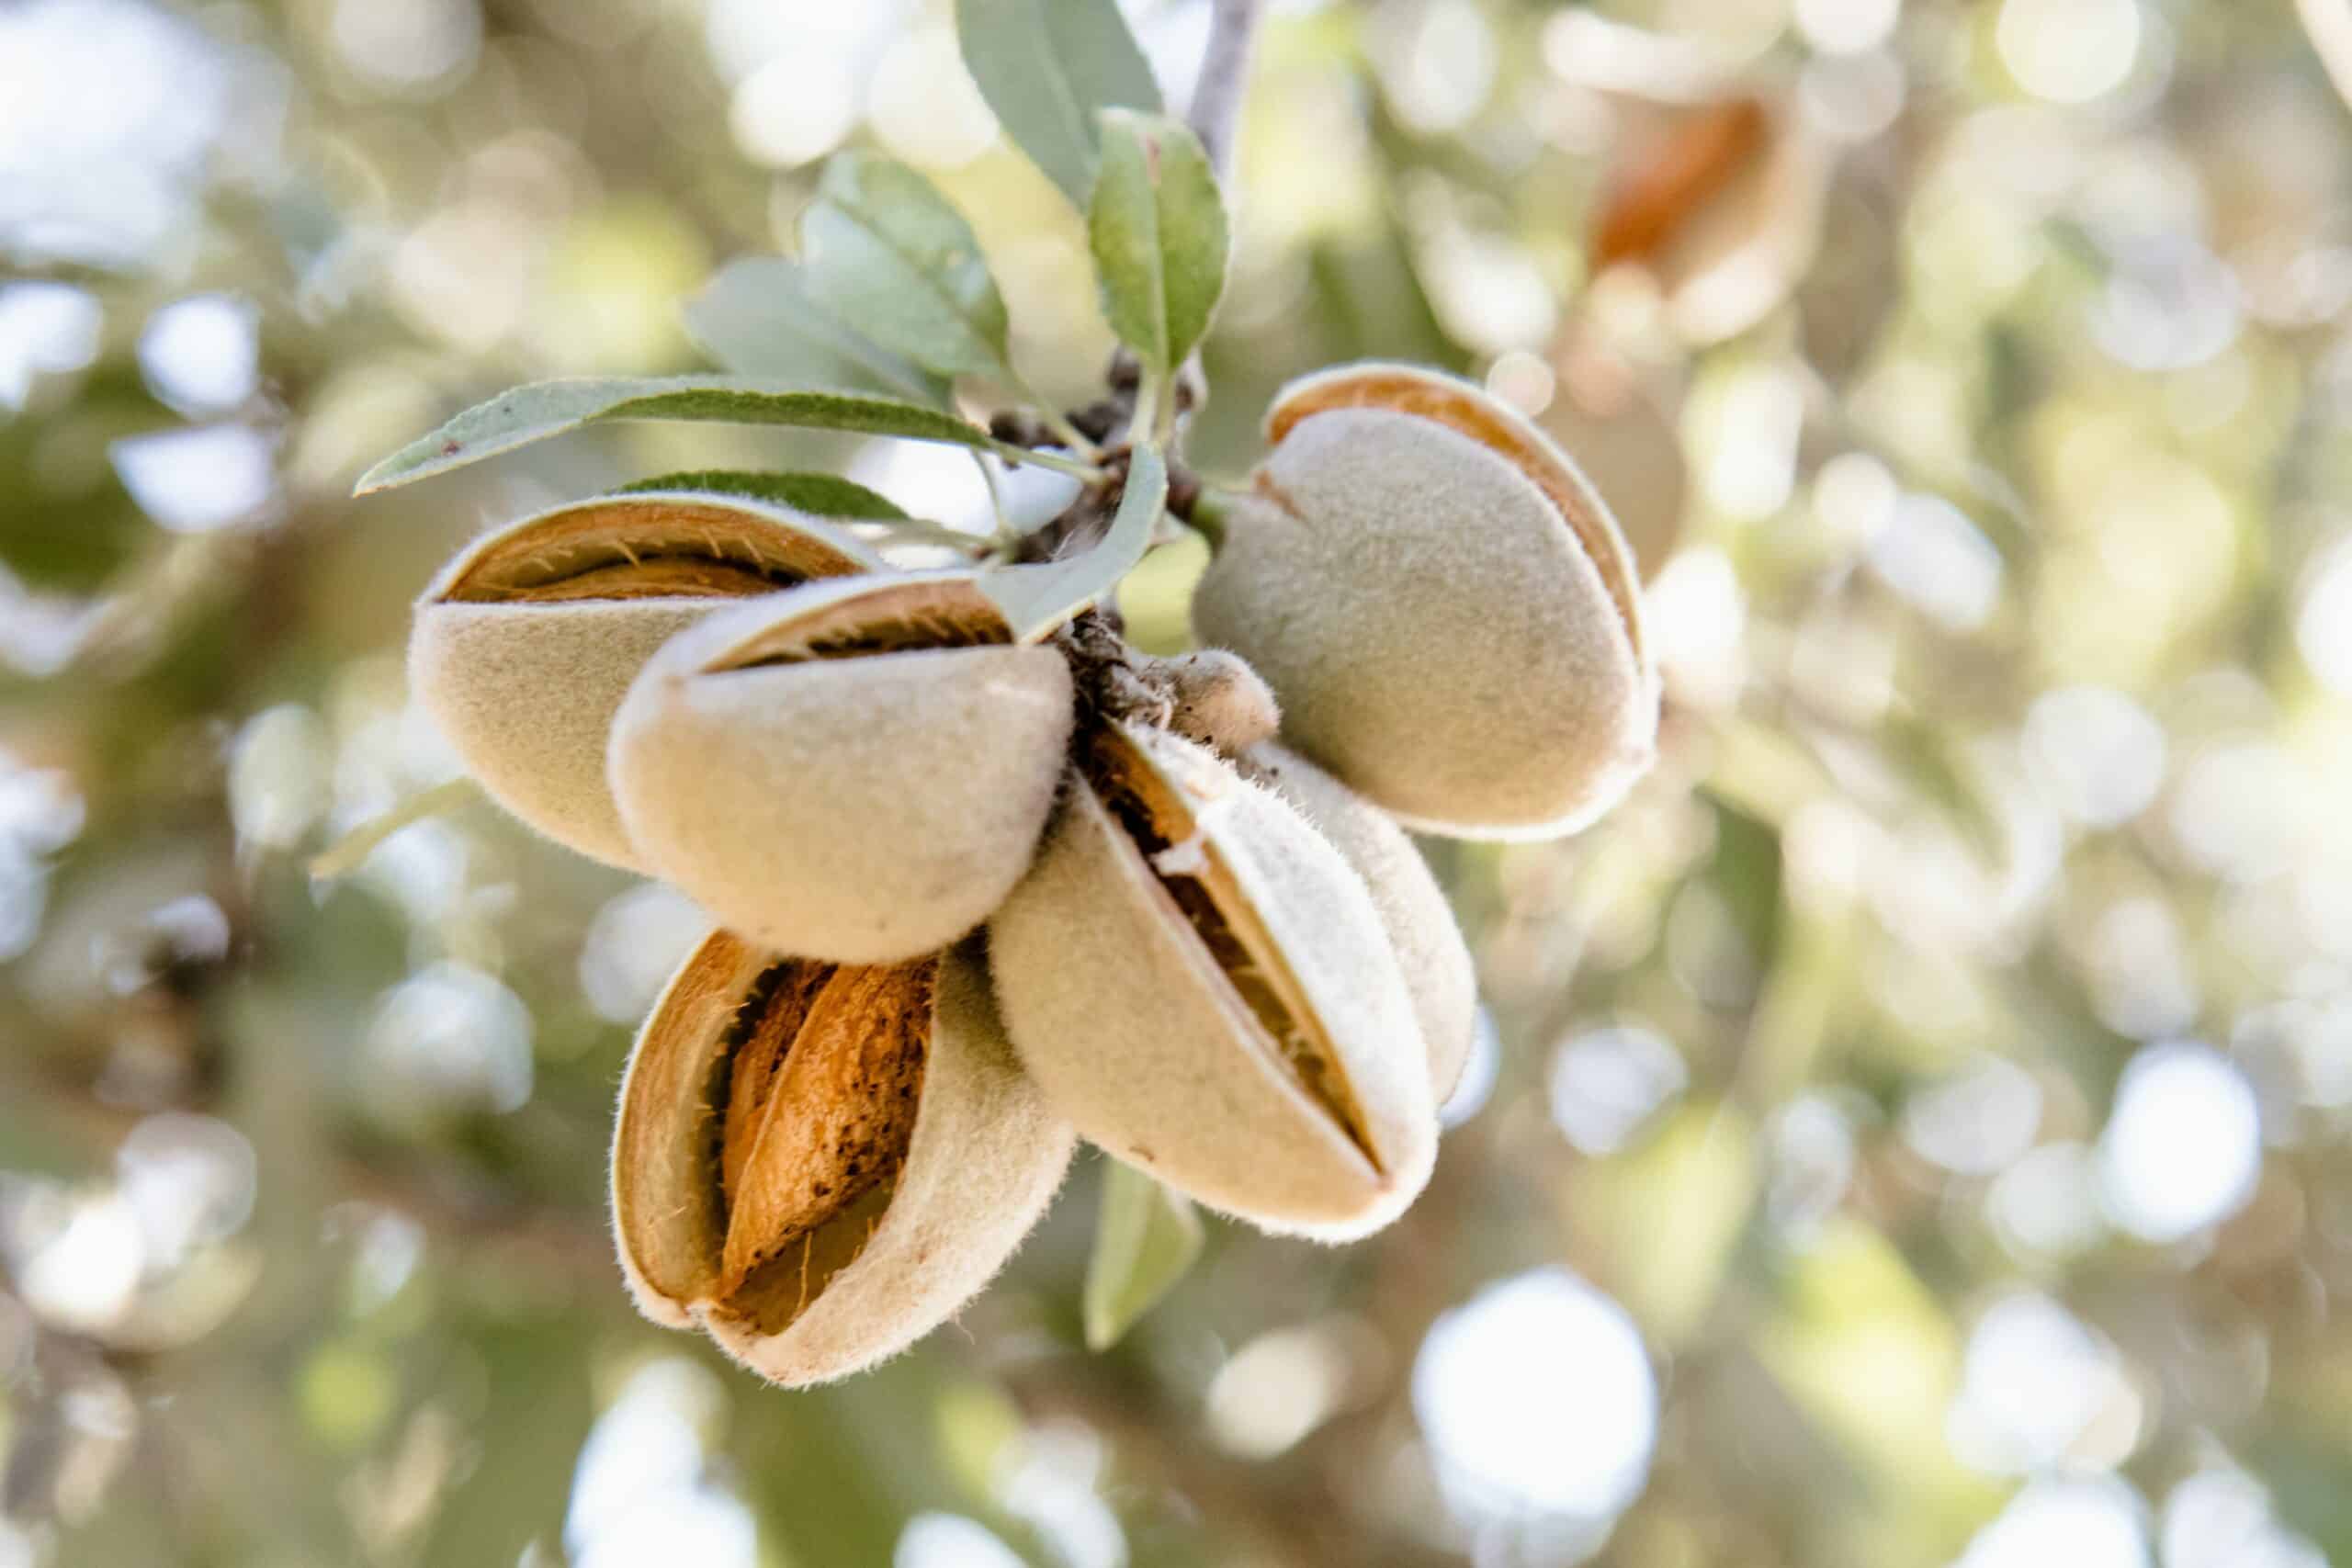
[800,153,1011,379]
[1081,1156,1203,1351]
[1088,111,1227,372]
[978,444,1167,639]
[1752,1218,1991,1525]
[353,377,991,493]
[955,0,1162,206]
[683,257,951,407]
[1572,1102,1757,1347]
[616,469,910,521]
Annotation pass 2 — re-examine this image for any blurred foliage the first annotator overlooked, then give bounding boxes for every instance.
[5,0,2352,1565]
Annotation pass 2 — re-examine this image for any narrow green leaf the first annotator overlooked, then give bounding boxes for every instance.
[1081,1157,1204,1351]
[1088,111,1228,371]
[353,377,991,494]
[978,443,1167,640]
[683,257,951,407]
[801,154,1011,379]
[956,0,1162,207]
[616,469,910,521]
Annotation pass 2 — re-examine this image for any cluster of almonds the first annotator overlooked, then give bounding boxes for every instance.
[406,363,1657,1385]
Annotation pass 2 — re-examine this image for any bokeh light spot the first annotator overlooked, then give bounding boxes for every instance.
[2022,686,2165,829]
[1550,1025,1689,1156]
[1956,1476,2150,1568]
[138,295,258,414]
[1996,0,2140,105]
[2098,1042,2260,1243]
[109,425,275,535]
[895,1514,1027,1568]
[0,282,101,410]
[1948,1292,2128,1473]
[1412,1268,1657,1522]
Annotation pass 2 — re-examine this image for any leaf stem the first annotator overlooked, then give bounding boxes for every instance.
[989,439,1106,481]
[1010,370,1103,458]
[971,448,1015,548]
[1127,372,1163,454]
[1038,404,1104,457]
[872,515,992,553]
[1184,485,1238,550]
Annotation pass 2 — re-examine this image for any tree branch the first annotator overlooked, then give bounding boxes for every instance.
[1189,0,1265,179]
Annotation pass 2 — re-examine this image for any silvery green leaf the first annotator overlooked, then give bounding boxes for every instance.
[978,443,1167,640]
[1088,110,1228,371]
[800,154,1011,379]
[616,469,910,521]
[682,257,951,407]
[1081,1156,1204,1351]
[956,0,1162,207]
[353,377,990,494]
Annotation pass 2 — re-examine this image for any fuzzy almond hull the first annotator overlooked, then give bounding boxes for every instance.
[1194,398,1658,840]
[611,644,1074,964]
[990,729,1437,1238]
[1238,743,1477,1100]
[611,932,1075,1386]
[413,598,721,870]
[409,491,878,870]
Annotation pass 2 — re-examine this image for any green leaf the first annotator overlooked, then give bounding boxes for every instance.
[979,443,1168,639]
[800,154,1012,380]
[1081,1157,1204,1351]
[1089,110,1228,371]
[956,0,1162,207]
[616,469,910,521]
[683,256,952,407]
[353,377,991,494]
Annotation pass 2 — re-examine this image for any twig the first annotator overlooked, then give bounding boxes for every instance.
[2301,0,2352,113]
[307,779,479,882]
[1189,0,1265,179]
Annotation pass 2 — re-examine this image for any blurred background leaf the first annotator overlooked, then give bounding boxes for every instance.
[1082,1157,1204,1351]
[956,0,1166,207]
